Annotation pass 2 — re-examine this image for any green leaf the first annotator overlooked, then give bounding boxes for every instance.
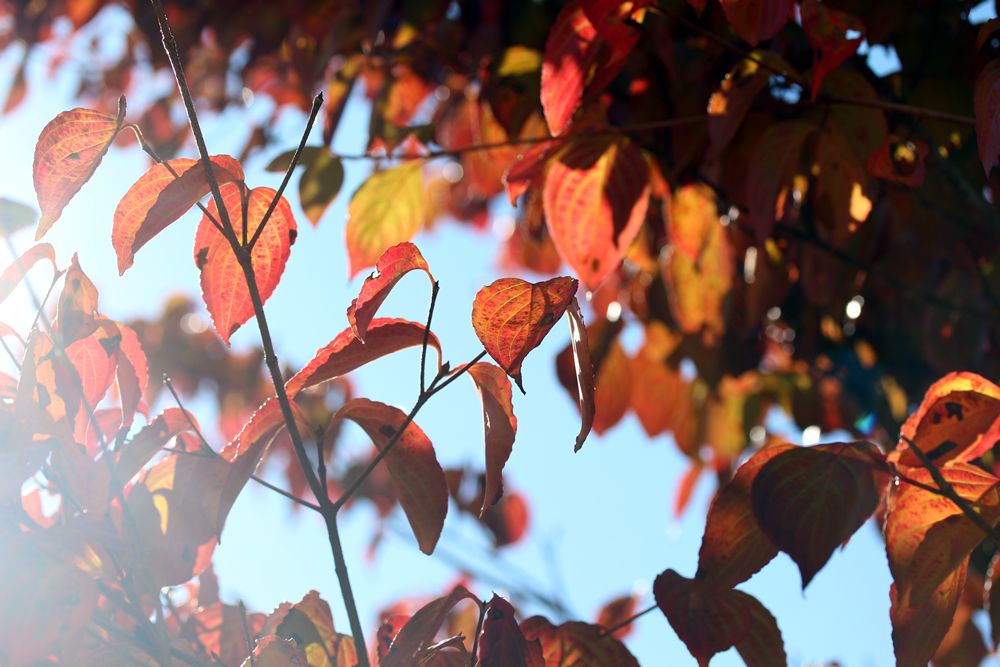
[0,198,38,237]
[299,152,344,227]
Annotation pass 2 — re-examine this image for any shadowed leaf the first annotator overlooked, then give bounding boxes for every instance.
[801,0,865,100]
[747,120,815,241]
[381,586,479,667]
[708,52,796,152]
[479,594,544,667]
[719,0,794,47]
[269,590,358,667]
[115,407,201,485]
[522,615,638,667]
[565,297,595,451]
[867,134,929,187]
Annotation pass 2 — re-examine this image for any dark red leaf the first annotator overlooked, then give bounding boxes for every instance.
[541,0,601,136]
[719,0,794,47]
[479,595,544,667]
[801,0,866,101]
[381,586,479,667]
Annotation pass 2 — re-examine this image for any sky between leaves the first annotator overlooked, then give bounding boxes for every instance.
[0,3,965,664]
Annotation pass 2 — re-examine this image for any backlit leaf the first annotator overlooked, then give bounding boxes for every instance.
[521,616,639,667]
[867,134,929,187]
[331,398,447,554]
[891,559,967,667]
[268,147,346,227]
[628,322,686,438]
[115,407,201,484]
[471,276,578,393]
[192,602,267,667]
[0,242,56,307]
[747,120,815,241]
[381,585,479,667]
[708,53,796,152]
[56,253,99,346]
[654,569,785,667]
[113,319,148,433]
[719,0,794,47]
[886,464,1000,609]
[33,99,125,239]
[565,298,595,451]
[194,182,297,345]
[65,324,119,443]
[800,0,866,101]
[541,0,600,136]
[663,184,733,344]
[595,594,638,640]
[113,154,245,273]
[696,443,796,591]
[751,441,891,587]
[345,161,425,278]
[889,372,1000,468]
[467,362,518,516]
[479,594,544,667]
[245,635,310,667]
[286,319,441,398]
[347,242,433,342]
[542,135,650,291]
[271,590,358,667]
[503,140,558,206]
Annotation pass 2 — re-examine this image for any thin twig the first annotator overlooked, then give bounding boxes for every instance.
[250,474,321,511]
[163,375,214,451]
[469,599,487,667]
[238,600,256,667]
[420,281,440,394]
[248,93,324,251]
[598,603,656,637]
[902,435,1000,547]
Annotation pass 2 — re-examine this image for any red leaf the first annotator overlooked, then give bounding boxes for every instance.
[193,183,297,345]
[801,0,866,101]
[331,398,447,554]
[479,595,544,667]
[581,0,645,66]
[565,297,595,451]
[466,362,518,516]
[595,594,638,640]
[56,253,99,346]
[192,602,267,667]
[347,242,433,342]
[747,120,816,241]
[866,134,929,187]
[113,154,245,273]
[66,325,119,442]
[653,569,785,667]
[708,52,796,153]
[541,0,601,136]
[891,559,968,667]
[286,319,441,398]
[888,372,1000,468]
[482,490,531,547]
[0,243,56,307]
[33,99,125,239]
[472,276,578,393]
[719,0,794,47]
[751,441,891,587]
[521,616,639,667]
[503,140,558,206]
[542,136,650,291]
[977,59,1000,176]
[696,443,795,591]
[381,585,479,667]
[886,464,1000,610]
[113,319,148,433]
[114,407,201,484]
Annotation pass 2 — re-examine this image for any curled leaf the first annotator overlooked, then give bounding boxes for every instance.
[467,362,518,516]
[113,154,244,273]
[347,242,433,342]
[471,276,578,392]
[286,319,441,398]
[33,98,126,239]
[381,586,478,667]
[565,297,595,451]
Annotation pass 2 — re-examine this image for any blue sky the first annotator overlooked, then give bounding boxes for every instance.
[4,4,999,665]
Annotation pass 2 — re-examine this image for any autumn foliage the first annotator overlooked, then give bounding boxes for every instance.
[7,0,1000,665]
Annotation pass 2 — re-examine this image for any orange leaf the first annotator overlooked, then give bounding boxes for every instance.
[565,297,595,451]
[56,253,99,346]
[113,154,244,273]
[381,585,479,667]
[479,594,544,667]
[472,277,577,393]
[751,441,890,587]
[673,460,704,519]
[719,0,794,47]
[0,243,56,307]
[800,0,866,101]
[192,602,266,667]
[866,134,929,187]
[890,558,968,667]
[521,616,639,667]
[628,322,686,437]
[193,183,297,345]
[248,635,310,667]
[541,0,601,136]
[331,398,447,554]
[466,362,518,516]
[886,464,1000,610]
[265,590,357,667]
[345,161,425,279]
[696,443,795,591]
[32,98,125,239]
[115,407,201,484]
[653,569,785,667]
[663,184,733,344]
[888,372,1000,468]
[592,329,630,436]
[543,135,650,291]
[347,242,433,342]
[747,120,816,241]
[286,318,441,398]
[65,324,119,443]
[595,594,639,640]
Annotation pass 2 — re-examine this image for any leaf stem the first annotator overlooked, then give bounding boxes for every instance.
[901,435,1000,547]
[420,280,440,394]
[598,603,656,637]
[248,93,324,251]
[250,474,321,512]
[468,599,487,667]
